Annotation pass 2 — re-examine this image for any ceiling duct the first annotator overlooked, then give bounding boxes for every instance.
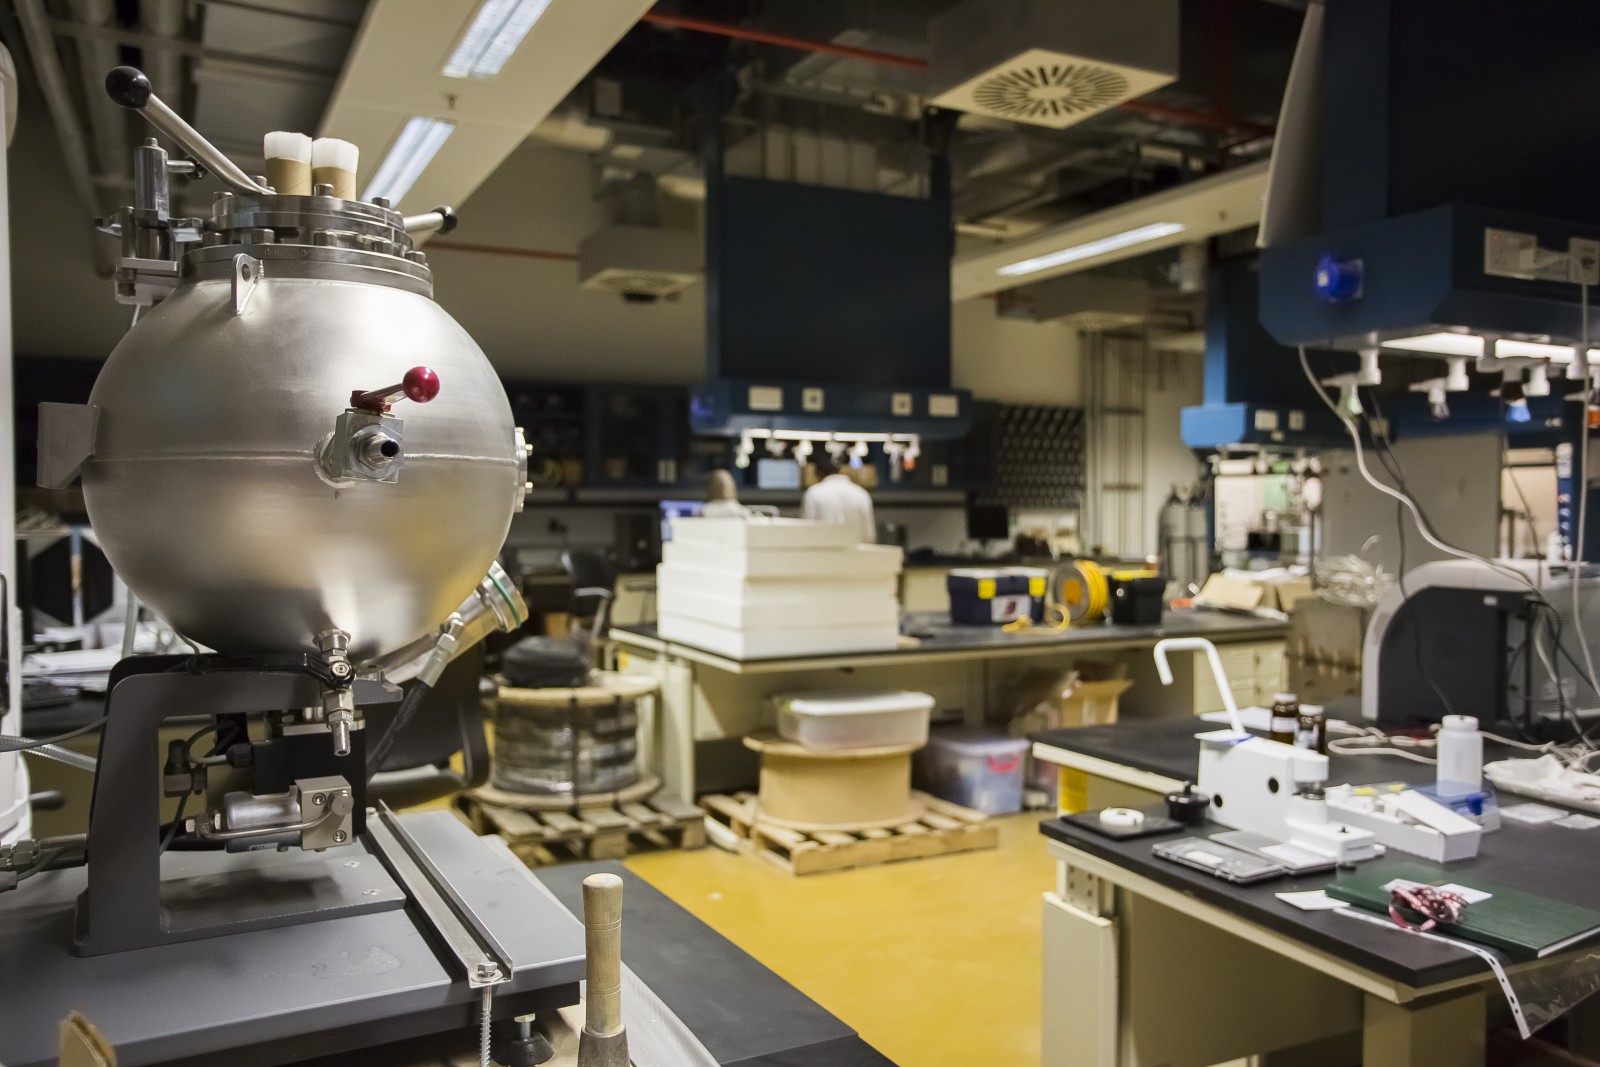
[927,0,1179,130]
[999,274,1150,331]
[578,174,700,302]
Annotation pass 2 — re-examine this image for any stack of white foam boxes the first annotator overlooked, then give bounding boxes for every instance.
[657,517,903,658]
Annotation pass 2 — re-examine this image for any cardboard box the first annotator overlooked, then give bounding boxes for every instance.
[1196,570,1313,614]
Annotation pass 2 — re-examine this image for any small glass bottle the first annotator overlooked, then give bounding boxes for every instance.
[1269,691,1299,744]
[1295,703,1327,754]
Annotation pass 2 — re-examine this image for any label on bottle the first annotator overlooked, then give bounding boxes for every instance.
[1270,714,1297,738]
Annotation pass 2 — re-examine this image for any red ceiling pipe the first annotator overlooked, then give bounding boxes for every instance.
[640,11,928,71]
[640,9,1272,140]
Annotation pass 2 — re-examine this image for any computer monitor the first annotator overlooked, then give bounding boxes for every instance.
[966,504,1010,542]
[756,458,801,490]
[659,500,703,543]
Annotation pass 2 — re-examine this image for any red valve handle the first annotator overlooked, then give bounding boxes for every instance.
[350,366,441,412]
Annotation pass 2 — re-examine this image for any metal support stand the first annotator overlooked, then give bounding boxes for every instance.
[74,656,397,956]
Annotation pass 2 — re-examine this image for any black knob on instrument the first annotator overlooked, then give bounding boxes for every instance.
[105,66,152,109]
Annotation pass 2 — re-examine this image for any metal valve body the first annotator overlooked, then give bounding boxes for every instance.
[82,184,524,661]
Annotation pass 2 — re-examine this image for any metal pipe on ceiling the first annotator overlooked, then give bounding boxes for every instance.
[43,18,338,81]
[639,8,1274,141]
[67,0,128,183]
[13,0,98,216]
[140,0,186,103]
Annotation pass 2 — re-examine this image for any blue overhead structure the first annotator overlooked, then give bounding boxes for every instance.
[1181,258,1345,450]
[1258,0,1600,352]
[690,74,970,440]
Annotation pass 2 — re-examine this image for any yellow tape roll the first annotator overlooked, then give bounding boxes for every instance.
[1061,560,1108,624]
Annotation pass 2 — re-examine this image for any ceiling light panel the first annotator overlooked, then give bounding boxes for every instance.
[443,0,554,79]
[997,222,1185,277]
[362,117,455,205]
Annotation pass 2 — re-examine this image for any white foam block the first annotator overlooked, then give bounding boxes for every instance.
[668,516,858,551]
[662,541,902,579]
[658,586,898,631]
[263,130,311,162]
[311,136,358,171]
[656,563,896,602]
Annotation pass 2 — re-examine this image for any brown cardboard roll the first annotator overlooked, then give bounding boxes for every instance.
[311,137,358,200]
[743,732,924,831]
[263,131,311,195]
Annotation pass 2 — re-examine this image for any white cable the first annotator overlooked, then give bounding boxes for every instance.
[1326,738,1438,764]
[1301,347,1600,742]
[1297,347,1544,595]
[1567,281,1600,717]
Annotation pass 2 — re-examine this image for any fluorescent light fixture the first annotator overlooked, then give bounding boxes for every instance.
[1381,332,1485,358]
[363,118,455,206]
[996,222,1186,277]
[443,0,553,79]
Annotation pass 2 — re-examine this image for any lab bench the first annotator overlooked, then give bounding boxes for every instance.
[609,610,1287,801]
[0,820,888,1067]
[1030,717,1600,1067]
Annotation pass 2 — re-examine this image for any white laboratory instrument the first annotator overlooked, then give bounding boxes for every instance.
[1325,783,1483,862]
[1155,638,1378,864]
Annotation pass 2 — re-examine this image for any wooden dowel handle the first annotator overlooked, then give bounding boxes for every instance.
[582,873,625,1037]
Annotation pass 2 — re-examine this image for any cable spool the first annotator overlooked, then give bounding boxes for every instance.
[491,673,657,799]
[1058,559,1109,624]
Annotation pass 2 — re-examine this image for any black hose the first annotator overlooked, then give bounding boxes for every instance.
[365,680,433,776]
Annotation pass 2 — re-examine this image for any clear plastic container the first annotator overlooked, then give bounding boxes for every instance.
[772,689,935,750]
[915,728,1031,815]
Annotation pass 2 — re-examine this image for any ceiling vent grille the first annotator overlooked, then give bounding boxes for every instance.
[929,3,1178,130]
[971,59,1131,122]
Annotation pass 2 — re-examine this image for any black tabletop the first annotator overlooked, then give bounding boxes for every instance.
[615,608,1286,663]
[22,695,109,736]
[1033,718,1600,988]
[539,863,895,1067]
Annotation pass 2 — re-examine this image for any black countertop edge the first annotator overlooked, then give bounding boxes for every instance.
[1038,816,1493,989]
[537,862,890,1066]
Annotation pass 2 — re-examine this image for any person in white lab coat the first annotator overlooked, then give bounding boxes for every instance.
[702,469,747,518]
[802,453,876,543]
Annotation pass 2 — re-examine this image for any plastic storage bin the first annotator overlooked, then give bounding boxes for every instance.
[947,567,1048,625]
[915,728,1030,814]
[772,690,935,750]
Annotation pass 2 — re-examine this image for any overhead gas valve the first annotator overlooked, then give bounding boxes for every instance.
[319,366,440,484]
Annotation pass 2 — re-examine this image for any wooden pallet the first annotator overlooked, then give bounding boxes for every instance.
[456,787,707,866]
[700,791,998,875]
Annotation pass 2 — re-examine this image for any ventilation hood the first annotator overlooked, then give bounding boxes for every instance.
[690,94,969,440]
[927,0,1179,130]
[1258,0,1600,355]
[1182,258,1343,451]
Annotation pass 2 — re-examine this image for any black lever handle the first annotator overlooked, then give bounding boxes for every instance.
[105,66,153,109]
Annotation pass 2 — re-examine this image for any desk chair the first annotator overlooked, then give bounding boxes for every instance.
[561,546,617,669]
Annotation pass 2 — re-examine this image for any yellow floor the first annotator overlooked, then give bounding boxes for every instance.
[625,812,1055,1067]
